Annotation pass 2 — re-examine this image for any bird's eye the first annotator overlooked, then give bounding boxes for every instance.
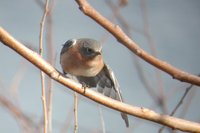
[85,48,93,53]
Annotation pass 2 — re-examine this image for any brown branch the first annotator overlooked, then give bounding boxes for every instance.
[1,27,200,132]
[39,0,49,132]
[75,0,200,86]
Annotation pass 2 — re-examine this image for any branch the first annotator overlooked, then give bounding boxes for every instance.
[1,27,200,132]
[75,0,200,86]
[39,0,49,132]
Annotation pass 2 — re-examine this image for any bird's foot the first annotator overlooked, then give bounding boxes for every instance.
[81,82,90,94]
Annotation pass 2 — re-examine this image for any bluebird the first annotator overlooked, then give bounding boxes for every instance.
[60,38,129,127]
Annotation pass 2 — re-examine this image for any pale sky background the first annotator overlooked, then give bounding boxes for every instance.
[0,0,200,133]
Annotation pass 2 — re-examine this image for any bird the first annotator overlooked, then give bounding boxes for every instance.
[60,38,129,127]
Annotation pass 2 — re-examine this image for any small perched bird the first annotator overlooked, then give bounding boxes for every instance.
[60,38,129,127]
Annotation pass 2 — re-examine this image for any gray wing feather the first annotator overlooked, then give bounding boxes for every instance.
[102,64,129,127]
[76,64,129,127]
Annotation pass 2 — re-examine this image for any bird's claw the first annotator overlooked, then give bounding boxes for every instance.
[81,82,89,94]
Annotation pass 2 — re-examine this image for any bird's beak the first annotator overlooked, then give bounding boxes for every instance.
[95,51,101,55]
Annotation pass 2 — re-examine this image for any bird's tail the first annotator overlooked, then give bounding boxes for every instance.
[121,112,129,127]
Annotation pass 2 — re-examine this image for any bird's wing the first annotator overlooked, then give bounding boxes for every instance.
[76,64,129,127]
[101,64,123,101]
[97,64,129,127]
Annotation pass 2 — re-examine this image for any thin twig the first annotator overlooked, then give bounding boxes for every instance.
[171,85,192,116]
[35,0,55,132]
[74,92,78,133]
[158,84,193,133]
[46,1,55,132]
[39,0,50,133]
[179,89,196,118]
[75,0,200,86]
[1,27,200,132]
[98,105,106,133]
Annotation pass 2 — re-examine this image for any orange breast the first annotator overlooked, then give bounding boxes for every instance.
[61,46,104,77]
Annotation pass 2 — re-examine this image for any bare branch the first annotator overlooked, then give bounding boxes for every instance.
[39,0,50,132]
[75,0,200,86]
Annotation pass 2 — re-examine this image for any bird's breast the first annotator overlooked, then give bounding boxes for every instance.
[61,51,104,77]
